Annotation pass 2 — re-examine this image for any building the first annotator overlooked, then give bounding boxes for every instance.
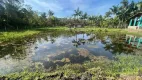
[128,12,142,30]
[68,23,84,28]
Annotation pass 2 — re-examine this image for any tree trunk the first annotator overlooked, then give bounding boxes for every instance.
[17,26,19,30]
[117,20,120,28]
[5,26,7,31]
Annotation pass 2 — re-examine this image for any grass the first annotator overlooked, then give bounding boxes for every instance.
[0,26,142,43]
[0,27,67,43]
[1,54,142,80]
[0,30,40,43]
[126,31,142,37]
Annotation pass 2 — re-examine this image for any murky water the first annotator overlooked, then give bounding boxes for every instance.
[0,30,141,75]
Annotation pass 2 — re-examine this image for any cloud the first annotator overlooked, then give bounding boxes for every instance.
[24,0,139,17]
[24,0,63,13]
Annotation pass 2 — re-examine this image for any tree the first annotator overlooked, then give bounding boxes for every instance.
[40,12,47,26]
[48,10,54,18]
[137,1,142,11]
[108,0,141,28]
[110,5,123,28]
[80,12,88,25]
[110,5,119,15]
[105,11,112,18]
[47,10,56,27]
[73,7,82,21]
[88,16,94,26]
[41,12,47,19]
[121,0,129,9]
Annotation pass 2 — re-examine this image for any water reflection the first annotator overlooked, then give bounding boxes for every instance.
[0,44,27,59]
[0,30,142,75]
[104,35,136,54]
[72,33,96,47]
[126,35,142,48]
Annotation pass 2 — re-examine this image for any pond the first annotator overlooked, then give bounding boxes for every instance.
[0,30,142,75]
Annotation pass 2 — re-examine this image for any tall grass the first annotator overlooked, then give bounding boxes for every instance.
[0,30,40,42]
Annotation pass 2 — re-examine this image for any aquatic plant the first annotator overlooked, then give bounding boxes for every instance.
[77,48,90,57]
[1,54,142,80]
[0,28,142,80]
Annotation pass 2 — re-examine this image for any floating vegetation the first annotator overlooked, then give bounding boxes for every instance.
[61,58,71,63]
[1,55,142,80]
[0,28,142,79]
[77,48,90,57]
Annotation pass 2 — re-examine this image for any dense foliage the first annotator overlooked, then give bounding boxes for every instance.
[0,0,60,30]
[0,0,141,30]
[106,0,142,28]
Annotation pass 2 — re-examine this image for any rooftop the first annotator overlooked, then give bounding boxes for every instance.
[130,12,142,19]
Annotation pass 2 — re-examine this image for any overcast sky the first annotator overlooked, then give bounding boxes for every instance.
[24,0,139,17]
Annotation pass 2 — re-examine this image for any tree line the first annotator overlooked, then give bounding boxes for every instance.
[0,0,142,30]
[0,0,60,30]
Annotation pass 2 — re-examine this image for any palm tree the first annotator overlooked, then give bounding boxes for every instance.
[88,15,97,27]
[81,12,88,20]
[137,1,142,11]
[47,10,55,26]
[128,1,137,15]
[121,0,129,9]
[110,5,119,15]
[73,7,82,21]
[80,12,88,25]
[110,5,122,28]
[48,10,54,18]
[98,15,104,27]
[88,16,93,26]
[105,11,112,18]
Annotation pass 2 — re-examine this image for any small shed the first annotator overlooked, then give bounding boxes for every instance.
[68,23,84,28]
[128,12,142,30]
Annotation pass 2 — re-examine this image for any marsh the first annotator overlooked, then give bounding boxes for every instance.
[0,30,141,75]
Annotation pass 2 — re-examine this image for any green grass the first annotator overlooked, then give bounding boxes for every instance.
[0,30,40,43]
[126,31,142,37]
[0,26,142,43]
[0,27,68,43]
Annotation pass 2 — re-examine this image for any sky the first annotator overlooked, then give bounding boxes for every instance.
[24,0,140,18]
